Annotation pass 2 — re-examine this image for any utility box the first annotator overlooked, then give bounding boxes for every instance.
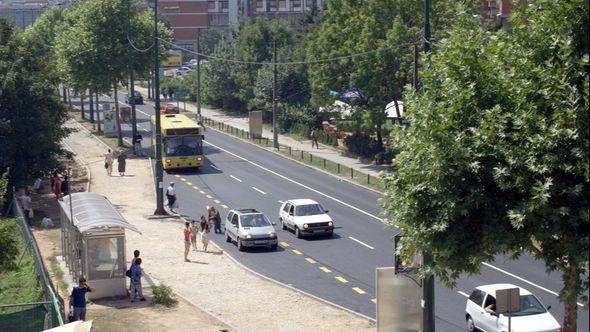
[376,267,422,332]
[249,111,263,139]
[103,103,117,138]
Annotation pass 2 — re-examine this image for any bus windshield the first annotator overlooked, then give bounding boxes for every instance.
[163,136,202,157]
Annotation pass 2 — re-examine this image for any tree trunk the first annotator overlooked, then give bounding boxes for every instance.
[89,89,94,123]
[113,83,123,147]
[95,92,101,133]
[393,99,403,125]
[80,92,85,119]
[147,76,151,99]
[561,263,579,332]
[62,86,67,103]
[67,89,72,111]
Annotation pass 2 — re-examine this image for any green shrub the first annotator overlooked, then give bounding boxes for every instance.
[344,132,379,158]
[152,282,178,307]
[0,218,19,272]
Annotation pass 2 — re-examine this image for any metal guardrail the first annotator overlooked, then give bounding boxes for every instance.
[11,192,65,328]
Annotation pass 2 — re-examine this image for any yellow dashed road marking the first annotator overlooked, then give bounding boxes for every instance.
[180,177,186,181]
[192,186,199,190]
[199,190,206,194]
[371,299,377,304]
[335,276,348,283]
[221,204,229,209]
[352,287,366,294]
[206,195,213,199]
[279,242,290,248]
[186,181,192,185]
[214,199,221,204]
[319,266,331,273]
[305,258,317,264]
[174,174,180,178]
[292,249,302,255]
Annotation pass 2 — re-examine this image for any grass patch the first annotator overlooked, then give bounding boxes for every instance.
[0,219,43,305]
[152,283,177,308]
[48,256,68,296]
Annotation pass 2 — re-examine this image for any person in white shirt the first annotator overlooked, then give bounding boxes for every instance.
[19,190,32,224]
[166,182,176,212]
[104,149,115,176]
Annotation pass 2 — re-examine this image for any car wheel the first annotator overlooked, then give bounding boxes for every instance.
[466,315,477,332]
[237,238,245,251]
[280,218,286,230]
[295,227,302,238]
[225,230,231,243]
[326,231,334,238]
[270,244,278,251]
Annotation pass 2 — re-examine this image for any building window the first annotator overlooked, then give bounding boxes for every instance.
[279,0,287,10]
[208,1,216,11]
[163,6,180,13]
[292,0,302,10]
[256,0,264,10]
[269,0,278,10]
[221,1,228,9]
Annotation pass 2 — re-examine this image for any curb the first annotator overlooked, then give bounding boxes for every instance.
[171,214,376,324]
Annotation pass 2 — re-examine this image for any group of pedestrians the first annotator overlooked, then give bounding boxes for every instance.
[161,87,175,101]
[183,206,221,262]
[50,169,71,201]
[104,148,127,176]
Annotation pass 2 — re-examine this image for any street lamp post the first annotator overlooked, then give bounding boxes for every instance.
[127,0,138,153]
[152,0,165,215]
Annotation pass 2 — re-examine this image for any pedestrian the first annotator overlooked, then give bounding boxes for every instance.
[200,215,210,252]
[183,222,191,262]
[54,175,62,200]
[190,219,198,251]
[117,152,127,176]
[310,128,319,149]
[61,175,70,196]
[133,133,143,156]
[129,250,140,297]
[166,182,177,212]
[209,206,222,234]
[162,88,167,101]
[104,149,114,176]
[69,277,92,322]
[131,249,140,266]
[168,87,174,100]
[50,169,59,192]
[18,189,33,225]
[130,258,146,302]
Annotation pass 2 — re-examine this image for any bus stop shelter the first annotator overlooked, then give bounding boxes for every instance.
[59,193,141,299]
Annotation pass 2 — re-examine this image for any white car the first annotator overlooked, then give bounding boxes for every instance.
[279,199,334,238]
[175,66,192,76]
[465,283,561,332]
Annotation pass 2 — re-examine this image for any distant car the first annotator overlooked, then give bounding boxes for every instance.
[188,58,198,64]
[225,209,278,251]
[160,103,179,115]
[465,283,561,332]
[175,66,192,76]
[279,199,334,238]
[124,91,143,105]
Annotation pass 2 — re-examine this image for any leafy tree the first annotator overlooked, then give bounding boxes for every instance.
[381,2,589,331]
[0,18,70,189]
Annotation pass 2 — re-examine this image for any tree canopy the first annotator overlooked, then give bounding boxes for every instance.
[381,1,589,330]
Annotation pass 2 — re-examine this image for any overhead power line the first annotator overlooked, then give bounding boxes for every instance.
[156,37,421,66]
[127,37,154,53]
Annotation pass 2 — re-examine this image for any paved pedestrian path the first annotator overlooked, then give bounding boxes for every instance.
[63,119,375,331]
[134,86,389,178]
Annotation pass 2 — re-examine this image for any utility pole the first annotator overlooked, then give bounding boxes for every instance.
[127,0,138,153]
[272,39,278,149]
[422,1,434,332]
[196,29,201,116]
[153,0,166,215]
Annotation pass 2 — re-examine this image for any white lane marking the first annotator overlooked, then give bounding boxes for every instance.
[278,200,284,204]
[203,140,576,305]
[251,186,266,195]
[204,140,382,222]
[458,291,469,298]
[142,128,149,132]
[482,262,585,307]
[137,109,151,117]
[230,175,242,182]
[210,165,221,171]
[348,236,374,250]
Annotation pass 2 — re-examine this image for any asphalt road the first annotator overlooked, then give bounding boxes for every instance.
[75,95,589,331]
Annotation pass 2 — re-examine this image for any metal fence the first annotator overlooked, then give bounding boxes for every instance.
[6,193,66,329]
[0,302,51,332]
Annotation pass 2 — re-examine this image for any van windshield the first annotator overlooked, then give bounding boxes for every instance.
[241,214,271,227]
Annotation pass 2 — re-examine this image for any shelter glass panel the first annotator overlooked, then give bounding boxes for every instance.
[86,237,125,280]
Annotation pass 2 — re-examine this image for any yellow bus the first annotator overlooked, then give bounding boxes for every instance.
[152,114,204,170]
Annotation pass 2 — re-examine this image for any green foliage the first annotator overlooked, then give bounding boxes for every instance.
[152,282,177,307]
[0,218,19,273]
[278,103,317,133]
[0,18,70,187]
[381,1,588,329]
[343,132,379,158]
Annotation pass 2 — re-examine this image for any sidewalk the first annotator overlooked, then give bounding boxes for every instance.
[63,119,375,331]
[134,86,388,178]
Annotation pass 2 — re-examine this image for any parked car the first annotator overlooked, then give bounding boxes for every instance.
[225,209,278,251]
[175,66,192,76]
[124,91,143,105]
[465,283,561,332]
[279,199,334,238]
[160,103,179,114]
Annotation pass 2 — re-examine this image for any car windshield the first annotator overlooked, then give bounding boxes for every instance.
[240,214,271,227]
[504,295,547,317]
[295,204,325,216]
[163,136,202,157]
